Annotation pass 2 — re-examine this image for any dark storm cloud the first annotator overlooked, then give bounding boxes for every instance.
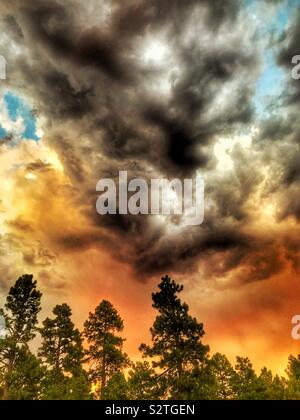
[134,226,250,274]
[276,4,300,114]
[110,0,240,45]
[1,14,23,41]
[283,151,300,186]
[20,1,137,86]
[258,116,294,142]
[258,4,300,225]
[6,0,256,170]
[1,0,286,282]
[143,106,210,173]
[278,6,300,73]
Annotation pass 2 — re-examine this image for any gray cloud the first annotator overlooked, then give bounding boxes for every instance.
[1,0,298,284]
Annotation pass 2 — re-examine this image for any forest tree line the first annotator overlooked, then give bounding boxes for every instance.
[0,274,300,400]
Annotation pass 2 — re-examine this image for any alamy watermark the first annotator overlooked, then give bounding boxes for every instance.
[292,55,300,80]
[96,171,205,226]
[291,315,300,340]
[0,55,7,80]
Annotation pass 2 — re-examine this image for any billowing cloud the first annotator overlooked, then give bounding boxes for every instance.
[0,0,267,279]
[1,0,300,373]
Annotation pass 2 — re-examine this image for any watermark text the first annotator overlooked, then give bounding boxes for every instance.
[292,55,300,80]
[96,171,205,226]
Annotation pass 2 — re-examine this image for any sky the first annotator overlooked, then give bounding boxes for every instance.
[1,0,300,375]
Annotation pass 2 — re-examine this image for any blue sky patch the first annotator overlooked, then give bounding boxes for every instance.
[0,91,40,141]
[252,0,300,116]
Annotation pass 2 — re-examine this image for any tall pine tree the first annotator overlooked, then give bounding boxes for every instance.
[0,275,42,400]
[286,355,300,400]
[140,275,209,396]
[232,357,261,400]
[83,300,129,399]
[5,348,45,400]
[210,353,235,400]
[39,303,90,400]
[128,362,162,400]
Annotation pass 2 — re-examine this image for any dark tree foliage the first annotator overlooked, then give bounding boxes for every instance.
[102,373,129,400]
[140,275,209,397]
[286,355,300,399]
[0,275,42,400]
[210,353,236,400]
[83,300,129,399]
[128,362,163,400]
[0,274,299,400]
[4,348,45,401]
[39,303,90,400]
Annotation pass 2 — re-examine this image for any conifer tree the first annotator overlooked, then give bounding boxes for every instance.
[140,275,209,396]
[286,355,300,400]
[83,300,129,399]
[4,348,44,400]
[0,275,42,400]
[258,367,285,400]
[232,357,262,400]
[102,373,129,400]
[210,353,235,400]
[128,362,163,400]
[39,303,90,400]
